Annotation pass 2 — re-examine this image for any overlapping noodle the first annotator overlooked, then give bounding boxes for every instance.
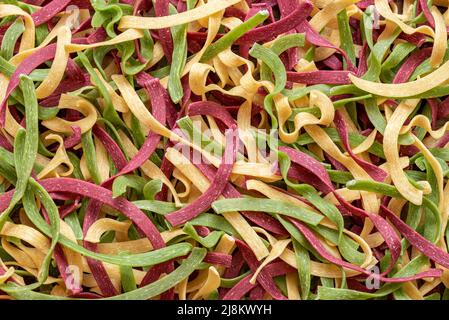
[1,0,449,301]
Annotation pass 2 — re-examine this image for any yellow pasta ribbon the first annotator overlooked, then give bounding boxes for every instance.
[119,0,241,30]
[84,219,132,243]
[35,26,71,99]
[37,134,74,179]
[374,0,434,36]
[250,239,291,284]
[165,148,270,260]
[191,266,221,300]
[309,0,359,32]
[430,6,447,68]
[65,29,144,53]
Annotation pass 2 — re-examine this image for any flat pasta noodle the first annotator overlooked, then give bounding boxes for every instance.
[191,266,220,299]
[429,6,447,68]
[84,219,132,243]
[383,100,423,205]
[165,147,269,260]
[309,0,360,32]
[0,0,448,301]
[36,134,74,179]
[0,4,35,52]
[118,0,242,30]
[348,59,449,97]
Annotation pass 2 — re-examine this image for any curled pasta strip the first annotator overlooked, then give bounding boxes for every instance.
[84,219,132,243]
[37,134,74,179]
[172,168,193,199]
[278,90,335,144]
[35,26,72,99]
[0,4,35,52]
[384,99,423,205]
[191,266,221,300]
[0,222,50,252]
[374,0,435,36]
[95,136,110,184]
[165,147,270,260]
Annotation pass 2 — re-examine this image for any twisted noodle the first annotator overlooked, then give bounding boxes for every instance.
[1,0,449,301]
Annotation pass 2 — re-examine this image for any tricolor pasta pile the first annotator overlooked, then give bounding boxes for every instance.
[1,0,449,300]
